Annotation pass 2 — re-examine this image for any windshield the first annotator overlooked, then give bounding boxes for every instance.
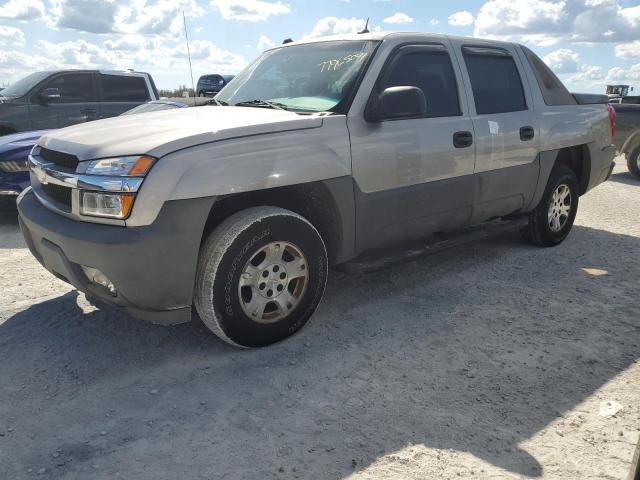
[1,71,51,98]
[216,40,377,112]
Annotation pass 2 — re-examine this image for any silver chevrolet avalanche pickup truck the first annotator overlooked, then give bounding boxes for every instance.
[17,33,616,347]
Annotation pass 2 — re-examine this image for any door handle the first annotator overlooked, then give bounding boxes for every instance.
[80,108,97,121]
[453,131,473,148]
[520,126,535,141]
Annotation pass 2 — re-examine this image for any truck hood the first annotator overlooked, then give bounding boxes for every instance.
[38,106,324,161]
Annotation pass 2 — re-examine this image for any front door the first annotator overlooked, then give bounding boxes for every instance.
[29,72,99,130]
[349,42,476,252]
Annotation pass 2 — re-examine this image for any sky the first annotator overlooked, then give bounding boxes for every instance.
[0,0,639,92]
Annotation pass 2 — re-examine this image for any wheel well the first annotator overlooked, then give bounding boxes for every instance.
[555,145,590,195]
[201,182,344,264]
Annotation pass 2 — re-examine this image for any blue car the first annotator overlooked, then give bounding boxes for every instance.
[0,129,51,196]
[0,100,190,198]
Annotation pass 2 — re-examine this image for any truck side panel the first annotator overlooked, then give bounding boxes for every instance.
[515,44,614,194]
[127,115,352,227]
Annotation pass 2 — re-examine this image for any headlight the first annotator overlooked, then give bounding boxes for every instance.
[84,156,155,176]
[78,155,156,219]
[80,191,135,219]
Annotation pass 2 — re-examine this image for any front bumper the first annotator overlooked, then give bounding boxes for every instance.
[17,189,215,325]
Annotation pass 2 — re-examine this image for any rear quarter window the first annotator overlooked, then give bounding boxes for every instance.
[522,47,577,106]
[100,74,149,102]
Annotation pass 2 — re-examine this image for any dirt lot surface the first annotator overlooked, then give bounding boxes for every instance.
[1,161,639,480]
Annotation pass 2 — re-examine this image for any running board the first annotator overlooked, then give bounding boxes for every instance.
[340,217,529,274]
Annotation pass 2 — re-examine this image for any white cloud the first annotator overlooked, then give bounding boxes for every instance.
[0,25,26,46]
[257,34,275,49]
[448,11,474,26]
[303,17,368,39]
[565,64,605,89]
[211,0,290,22]
[430,18,440,26]
[47,0,205,36]
[383,12,414,25]
[615,41,640,59]
[543,48,580,73]
[1,36,247,88]
[471,0,640,44]
[606,63,640,83]
[0,0,45,20]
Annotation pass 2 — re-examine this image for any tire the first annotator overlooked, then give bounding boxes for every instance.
[195,206,328,348]
[521,164,579,247]
[627,146,640,179]
[198,91,204,97]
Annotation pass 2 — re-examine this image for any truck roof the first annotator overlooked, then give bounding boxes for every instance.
[30,69,150,77]
[273,31,517,49]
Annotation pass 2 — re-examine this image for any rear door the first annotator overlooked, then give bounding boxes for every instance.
[97,73,151,118]
[451,42,541,222]
[349,41,476,251]
[29,72,99,130]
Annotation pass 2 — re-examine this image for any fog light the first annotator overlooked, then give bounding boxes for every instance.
[81,266,116,296]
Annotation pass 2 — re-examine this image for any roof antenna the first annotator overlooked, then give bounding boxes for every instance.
[358,18,370,34]
[183,10,197,106]
[282,38,293,44]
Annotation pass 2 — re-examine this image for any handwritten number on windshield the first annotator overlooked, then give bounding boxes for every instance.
[318,52,368,73]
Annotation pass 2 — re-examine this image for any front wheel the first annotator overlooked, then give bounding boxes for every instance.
[521,164,579,247]
[627,146,640,179]
[195,207,328,348]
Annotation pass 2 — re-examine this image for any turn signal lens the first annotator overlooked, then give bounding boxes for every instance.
[80,191,135,219]
[128,156,155,176]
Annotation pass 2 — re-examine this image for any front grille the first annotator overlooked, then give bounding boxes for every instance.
[0,160,28,172]
[42,183,72,210]
[40,147,79,170]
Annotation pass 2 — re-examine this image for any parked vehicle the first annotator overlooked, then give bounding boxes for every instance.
[0,100,188,197]
[0,130,51,196]
[612,103,640,178]
[17,33,616,347]
[0,70,159,136]
[196,74,234,97]
[607,84,633,100]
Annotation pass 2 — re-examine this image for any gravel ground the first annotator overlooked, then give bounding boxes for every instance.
[0,161,638,480]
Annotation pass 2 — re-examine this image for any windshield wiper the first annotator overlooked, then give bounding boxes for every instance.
[207,98,228,106]
[234,99,288,111]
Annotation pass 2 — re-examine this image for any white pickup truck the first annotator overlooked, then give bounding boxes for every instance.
[18,32,616,347]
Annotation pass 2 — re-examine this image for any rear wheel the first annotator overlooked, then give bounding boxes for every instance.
[521,164,579,247]
[627,146,640,179]
[195,206,328,348]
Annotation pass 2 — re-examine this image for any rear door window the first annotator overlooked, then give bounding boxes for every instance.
[40,73,96,103]
[100,74,149,102]
[463,47,527,114]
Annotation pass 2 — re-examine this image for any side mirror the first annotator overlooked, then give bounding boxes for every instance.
[38,88,61,104]
[367,86,427,122]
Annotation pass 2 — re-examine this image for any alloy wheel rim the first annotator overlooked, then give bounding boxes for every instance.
[237,241,309,324]
[548,184,572,233]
